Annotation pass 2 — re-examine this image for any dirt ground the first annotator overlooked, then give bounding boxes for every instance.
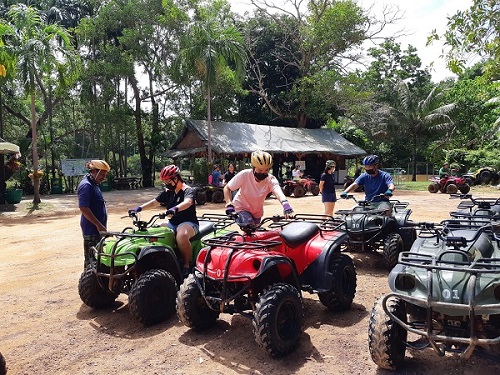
[1,186,500,375]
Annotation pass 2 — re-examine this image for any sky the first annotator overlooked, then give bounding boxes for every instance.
[229,0,473,81]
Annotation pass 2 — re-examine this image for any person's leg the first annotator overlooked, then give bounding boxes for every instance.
[83,234,101,268]
[324,202,334,216]
[175,222,197,269]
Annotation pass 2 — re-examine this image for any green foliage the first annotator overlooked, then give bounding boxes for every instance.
[431,0,500,79]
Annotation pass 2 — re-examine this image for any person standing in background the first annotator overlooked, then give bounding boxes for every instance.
[78,160,110,269]
[319,160,337,216]
[211,164,222,186]
[222,163,236,185]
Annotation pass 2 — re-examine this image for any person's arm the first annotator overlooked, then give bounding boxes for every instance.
[223,184,233,205]
[319,180,325,194]
[132,197,161,213]
[80,207,106,233]
[343,182,359,194]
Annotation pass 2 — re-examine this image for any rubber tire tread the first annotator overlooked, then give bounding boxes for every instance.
[252,283,303,358]
[128,269,177,326]
[311,185,320,196]
[318,254,357,312]
[78,265,118,308]
[211,190,224,203]
[427,183,439,193]
[382,232,404,270]
[368,297,407,370]
[293,185,305,198]
[176,274,219,330]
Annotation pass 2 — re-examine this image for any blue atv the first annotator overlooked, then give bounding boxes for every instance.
[78,212,233,326]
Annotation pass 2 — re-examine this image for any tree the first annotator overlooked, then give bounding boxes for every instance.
[244,0,404,127]
[380,80,455,181]
[174,0,247,164]
[429,0,499,78]
[0,4,78,203]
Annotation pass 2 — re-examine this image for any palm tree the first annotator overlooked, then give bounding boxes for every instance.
[174,2,246,164]
[384,80,455,181]
[0,4,78,203]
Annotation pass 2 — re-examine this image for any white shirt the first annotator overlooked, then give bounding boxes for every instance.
[227,169,281,219]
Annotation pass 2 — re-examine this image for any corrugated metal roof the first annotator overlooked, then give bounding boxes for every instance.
[167,119,366,157]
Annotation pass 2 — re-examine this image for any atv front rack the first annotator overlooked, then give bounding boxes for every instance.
[389,224,500,358]
[198,237,286,315]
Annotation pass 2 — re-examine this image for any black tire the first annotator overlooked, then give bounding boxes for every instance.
[464,177,474,186]
[310,184,320,196]
[293,185,306,198]
[176,273,219,330]
[211,189,224,203]
[196,191,207,205]
[283,185,292,197]
[318,254,357,312]
[78,265,118,308]
[383,233,404,270]
[368,297,407,370]
[252,283,303,358]
[459,184,470,194]
[427,183,439,193]
[446,183,458,194]
[128,269,177,326]
[0,352,6,375]
[479,169,492,184]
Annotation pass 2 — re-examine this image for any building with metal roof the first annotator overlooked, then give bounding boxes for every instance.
[167,119,366,184]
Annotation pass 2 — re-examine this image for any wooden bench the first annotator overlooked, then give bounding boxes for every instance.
[112,177,142,190]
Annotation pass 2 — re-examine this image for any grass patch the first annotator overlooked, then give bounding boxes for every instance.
[395,181,430,191]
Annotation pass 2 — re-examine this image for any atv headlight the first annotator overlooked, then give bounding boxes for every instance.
[395,274,416,291]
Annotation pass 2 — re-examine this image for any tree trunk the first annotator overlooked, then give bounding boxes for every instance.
[31,89,41,204]
[128,74,152,187]
[207,86,212,165]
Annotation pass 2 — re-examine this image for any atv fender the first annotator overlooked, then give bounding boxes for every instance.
[299,232,349,292]
[138,245,182,284]
[255,255,302,292]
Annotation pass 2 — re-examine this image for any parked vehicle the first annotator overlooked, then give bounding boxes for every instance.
[176,214,357,358]
[193,185,224,204]
[336,194,416,269]
[449,194,500,221]
[343,176,364,192]
[282,177,320,197]
[78,212,234,326]
[368,219,500,370]
[428,175,470,194]
[462,167,500,186]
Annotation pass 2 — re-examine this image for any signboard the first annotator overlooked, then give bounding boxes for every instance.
[61,159,89,177]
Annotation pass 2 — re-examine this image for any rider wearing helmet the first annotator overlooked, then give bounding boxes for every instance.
[129,164,199,277]
[78,159,111,268]
[224,150,294,226]
[319,160,337,216]
[340,155,395,215]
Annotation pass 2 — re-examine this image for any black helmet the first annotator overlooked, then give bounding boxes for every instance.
[362,155,379,166]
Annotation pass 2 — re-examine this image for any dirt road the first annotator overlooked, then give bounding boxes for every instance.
[1,187,500,374]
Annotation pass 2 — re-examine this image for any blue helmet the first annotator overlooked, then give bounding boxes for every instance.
[362,155,379,166]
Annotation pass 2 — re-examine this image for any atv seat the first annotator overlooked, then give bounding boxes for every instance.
[190,220,215,242]
[280,221,319,248]
[447,229,494,258]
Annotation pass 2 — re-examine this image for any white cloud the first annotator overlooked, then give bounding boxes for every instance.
[229,0,473,81]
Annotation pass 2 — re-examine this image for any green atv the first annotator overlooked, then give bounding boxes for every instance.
[78,212,234,326]
[369,218,500,370]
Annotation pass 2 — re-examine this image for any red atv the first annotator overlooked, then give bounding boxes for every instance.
[176,214,357,358]
[428,175,470,194]
[282,177,320,198]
